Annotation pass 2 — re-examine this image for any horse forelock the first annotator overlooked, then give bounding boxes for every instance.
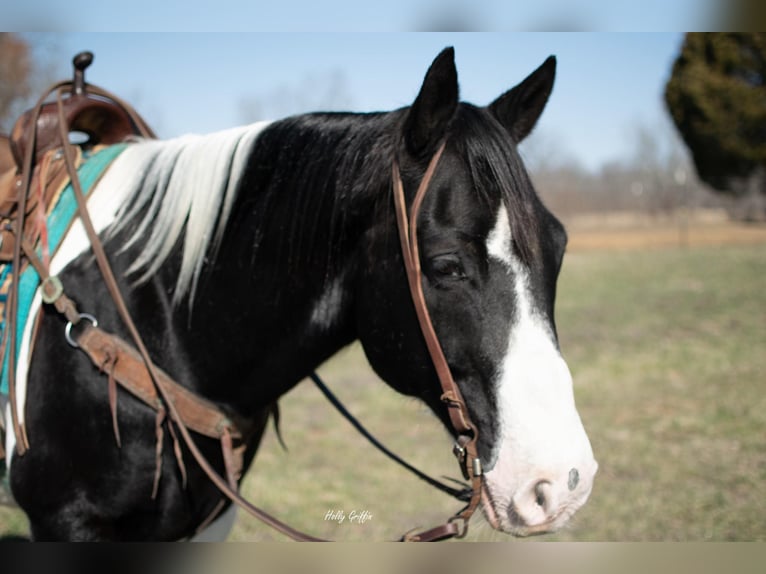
[449,104,542,266]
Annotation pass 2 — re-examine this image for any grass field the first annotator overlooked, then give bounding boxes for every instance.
[1,219,764,541]
[548,243,765,541]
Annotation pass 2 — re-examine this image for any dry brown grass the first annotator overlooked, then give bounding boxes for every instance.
[565,209,766,252]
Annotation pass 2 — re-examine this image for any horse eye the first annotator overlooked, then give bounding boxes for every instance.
[431,255,466,280]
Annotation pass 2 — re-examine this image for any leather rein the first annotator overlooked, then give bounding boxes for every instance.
[4,79,485,542]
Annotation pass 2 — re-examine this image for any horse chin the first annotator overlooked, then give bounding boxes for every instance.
[480,482,504,531]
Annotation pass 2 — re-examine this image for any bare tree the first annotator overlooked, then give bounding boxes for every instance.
[0,33,33,132]
[627,115,710,218]
[0,33,64,134]
[520,126,580,175]
[525,113,725,223]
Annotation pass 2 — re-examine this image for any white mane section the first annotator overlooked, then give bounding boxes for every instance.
[102,121,271,306]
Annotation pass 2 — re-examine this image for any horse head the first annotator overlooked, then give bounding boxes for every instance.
[357,47,597,536]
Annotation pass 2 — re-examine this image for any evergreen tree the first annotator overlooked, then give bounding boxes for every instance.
[665,33,766,211]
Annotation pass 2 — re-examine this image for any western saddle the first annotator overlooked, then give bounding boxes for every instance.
[0,51,153,249]
[3,52,148,170]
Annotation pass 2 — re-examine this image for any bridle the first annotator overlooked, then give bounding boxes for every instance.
[391,143,485,540]
[3,62,486,541]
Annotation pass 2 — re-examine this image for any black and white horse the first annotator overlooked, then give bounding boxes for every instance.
[3,47,597,541]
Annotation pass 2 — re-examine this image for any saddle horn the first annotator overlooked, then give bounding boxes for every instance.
[72,51,94,96]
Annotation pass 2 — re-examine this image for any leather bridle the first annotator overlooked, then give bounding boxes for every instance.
[391,144,485,540]
[3,73,486,541]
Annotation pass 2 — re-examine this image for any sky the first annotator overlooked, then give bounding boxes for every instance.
[20,33,687,172]
[4,0,723,32]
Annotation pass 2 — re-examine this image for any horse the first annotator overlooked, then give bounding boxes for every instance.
[2,47,597,541]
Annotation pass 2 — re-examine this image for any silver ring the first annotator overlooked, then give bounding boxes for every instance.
[64,313,98,348]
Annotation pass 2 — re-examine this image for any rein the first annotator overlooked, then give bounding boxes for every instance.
[3,60,486,541]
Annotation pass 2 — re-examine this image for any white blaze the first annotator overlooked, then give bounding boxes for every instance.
[486,205,513,267]
[483,206,596,533]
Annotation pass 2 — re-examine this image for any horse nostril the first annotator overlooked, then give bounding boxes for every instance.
[568,468,580,491]
[534,481,549,508]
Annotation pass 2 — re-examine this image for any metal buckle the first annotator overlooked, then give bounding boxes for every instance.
[452,440,470,480]
[448,515,469,539]
[64,312,98,348]
[472,457,483,477]
[41,276,64,304]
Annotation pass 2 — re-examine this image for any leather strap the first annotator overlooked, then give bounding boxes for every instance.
[2,80,65,456]
[402,522,461,542]
[310,372,472,502]
[392,143,485,539]
[76,325,243,441]
[13,225,247,486]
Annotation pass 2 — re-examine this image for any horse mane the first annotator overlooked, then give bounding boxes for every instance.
[101,104,541,310]
[236,112,397,280]
[103,121,271,306]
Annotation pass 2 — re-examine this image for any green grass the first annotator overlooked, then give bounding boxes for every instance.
[546,245,766,541]
[1,244,764,541]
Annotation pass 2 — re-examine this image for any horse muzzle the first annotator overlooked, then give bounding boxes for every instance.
[482,458,598,536]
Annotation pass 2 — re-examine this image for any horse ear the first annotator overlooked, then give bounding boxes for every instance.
[403,47,459,158]
[489,55,556,143]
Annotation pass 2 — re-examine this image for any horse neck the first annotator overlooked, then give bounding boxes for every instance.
[180,113,397,407]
